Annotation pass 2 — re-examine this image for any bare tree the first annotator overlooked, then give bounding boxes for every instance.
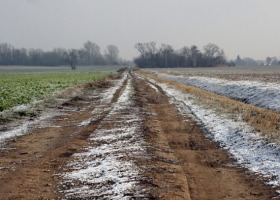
[179,46,191,67]
[135,42,157,58]
[203,43,225,67]
[104,45,119,64]
[145,42,157,59]
[65,49,78,70]
[190,45,200,67]
[53,48,67,65]
[0,43,13,65]
[134,43,146,58]
[266,57,272,66]
[12,48,28,65]
[29,48,44,65]
[134,42,231,68]
[0,42,123,66]
[159,44,174,68]
[83,41,101,65]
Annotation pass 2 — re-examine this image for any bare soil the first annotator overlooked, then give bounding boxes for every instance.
[0,72,278,199]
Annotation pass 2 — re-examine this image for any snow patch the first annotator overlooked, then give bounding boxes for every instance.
[78,73,128,127]
[61,77,148,199]
[150,78,280,191]
[0,111,57,147]
[137,74,159,92]
[147,82,159,93]
[101,72,128,104]
[158,74,280,112]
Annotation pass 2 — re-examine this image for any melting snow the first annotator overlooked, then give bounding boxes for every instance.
[61,76,148,199]
[147,82,159,93]
[101,73,128,104]
[158,74,280,112]
[149,78,280,191]
[0,112,57,147]
[78,73,128,127]
[0,75,130,146]
[137,74,159,93]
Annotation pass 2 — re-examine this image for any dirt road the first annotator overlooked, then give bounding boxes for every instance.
[0,71,278,199]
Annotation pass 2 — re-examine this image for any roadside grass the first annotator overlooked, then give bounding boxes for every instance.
[139,70,280,144]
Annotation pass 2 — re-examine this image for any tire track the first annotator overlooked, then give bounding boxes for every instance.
[134,72,279,200]
[59,74,153,199]
[0,70,278,199]
[0,74,130,199]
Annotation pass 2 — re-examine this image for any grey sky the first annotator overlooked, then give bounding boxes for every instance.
[1,0,279,60]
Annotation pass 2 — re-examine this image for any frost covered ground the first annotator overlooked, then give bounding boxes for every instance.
[148,77,280,193]
[148,66,280,83]
[158,73,280,113]
[0,82,91,148]
[60,76,149,199]
[0,73,127,148]
[0,111,58,148]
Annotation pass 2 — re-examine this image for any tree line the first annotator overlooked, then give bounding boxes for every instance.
[235,55,280,66]
[133,42,227,68]
[0,41,122,69]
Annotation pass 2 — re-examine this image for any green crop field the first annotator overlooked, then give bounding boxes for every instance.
[0,72,108,111]
[0,65,123,74]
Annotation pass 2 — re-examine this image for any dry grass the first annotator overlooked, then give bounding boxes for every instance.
[138,70,280,144]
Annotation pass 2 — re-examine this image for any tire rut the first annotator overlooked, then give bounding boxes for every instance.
[59,73,153,199]
[0,71,279,199]
[133,72,279,200]
[0,75,130,199]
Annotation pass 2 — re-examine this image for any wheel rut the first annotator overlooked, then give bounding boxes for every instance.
[0,71,278,199]
[133,72,279,200]
[0,75,130,199]
[59,73,153,199]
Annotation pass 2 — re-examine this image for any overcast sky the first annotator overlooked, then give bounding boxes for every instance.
[0,0,279,60]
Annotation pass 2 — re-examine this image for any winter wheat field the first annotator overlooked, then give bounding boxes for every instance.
[0,66,280,199]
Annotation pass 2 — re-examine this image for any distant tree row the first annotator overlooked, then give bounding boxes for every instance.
[133,42,227,68]
[0,41,122,68]
[234,55,280,66]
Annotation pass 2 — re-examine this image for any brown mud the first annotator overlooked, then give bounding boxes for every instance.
[0,72,278,199]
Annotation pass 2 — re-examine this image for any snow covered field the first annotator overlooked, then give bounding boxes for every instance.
[157,73,280,113]
[147,77,280,193]
[149,66,280,83]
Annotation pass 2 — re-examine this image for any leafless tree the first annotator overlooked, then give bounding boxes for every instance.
[65,49,78,70]
[104,45,119,64]
[159,44,174,68]
[179,46,191,67]
[190,45,200,67]
[0,43,13,65]
[266,57,272,66]
[203,43,225,67]
[83,41,101,65]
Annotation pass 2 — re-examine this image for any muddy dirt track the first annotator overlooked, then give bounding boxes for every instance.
[0,71,279,199]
